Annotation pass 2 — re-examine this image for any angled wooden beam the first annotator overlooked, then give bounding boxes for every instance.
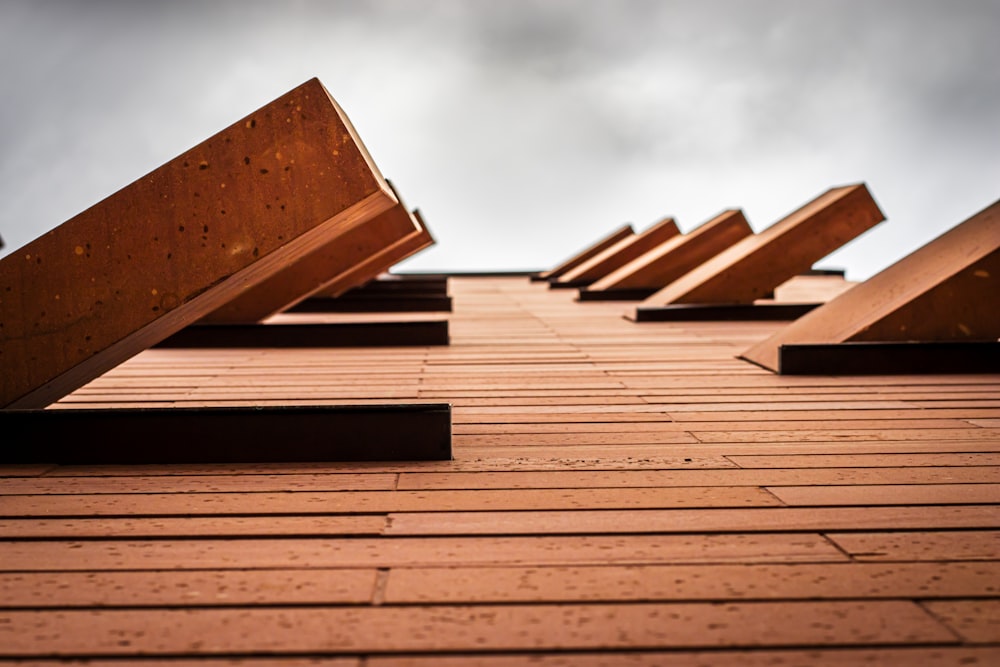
[201,200,422,323]
[534,224,635,281]
[741,198,1000,372]
[0,78,396,409]
[315,208,436,300]
[631,184,885,313]
[585,209,753,293]
[554,217,681,287]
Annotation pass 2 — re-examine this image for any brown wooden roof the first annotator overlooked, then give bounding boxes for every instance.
[2,275,998,663]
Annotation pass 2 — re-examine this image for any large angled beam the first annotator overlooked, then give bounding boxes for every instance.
[631,184,885,312]
[201,201,422,323]
[535,224,635,281]
[585,209,753,293]
[0,78,396,409]
[741,199,1000,372]
[554,217,681,287]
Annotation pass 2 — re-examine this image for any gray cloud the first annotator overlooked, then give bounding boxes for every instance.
[1,0,998,279]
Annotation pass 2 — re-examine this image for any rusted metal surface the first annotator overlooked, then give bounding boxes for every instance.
[0,78,396,409]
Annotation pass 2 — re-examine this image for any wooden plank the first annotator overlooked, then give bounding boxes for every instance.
[0,78,397,409]
[364,648,1000,667]
[587,209,753,291]
[395,648,1000,667]
[200,200,420,323]
[0,534,847,571]
[0,473,398,494]
[826,530,1000,561]
[0,515,385,538]
[396,467,1000,490]
[741,199,1000,371]
[633,184,885,311]
[536,224,635,280]
[385,561,1000,603]
[0,404,452,463]
[0,602,954,655]
[729,453,1000,468]
[554,217,681,286]
[0,487,780,517]
[0,569,379,607]
[921,600,1000,643]
[769,484,1000,506]
[384,506,999,535]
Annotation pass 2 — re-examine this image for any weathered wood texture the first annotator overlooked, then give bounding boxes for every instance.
[201,201,420,323]
[537,224,634,280]
[1,276,997,662]
[587,209,753,291]
[0,78,395,409]
[555,217,680,286]
[634,184,885,309]
[742,199,1000,371]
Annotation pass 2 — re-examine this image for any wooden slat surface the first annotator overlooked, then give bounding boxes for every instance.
[2,275,998,662]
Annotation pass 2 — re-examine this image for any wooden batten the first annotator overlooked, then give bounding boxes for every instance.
[0,78,396,409]
[202,201,421,323]
[741,198,1000,372]
[536,224,635,280]
[555,217,681,286]
[587,209,753,292]
[632,184,885,311]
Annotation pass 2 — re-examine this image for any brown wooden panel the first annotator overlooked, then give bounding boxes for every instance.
[588,209,753,291]
[0,601,953,655]
[0,473,397,494]
[385,561,1000,603]
[385,506,998,536]
[555,217,681,285]
[537,224,635,280]
[729,453,1000,468]
[769,483,1000,506]
[200,201,419,323]
[397,467,1000,490]
[0,487,779,517]
[365,648,1000,667]
[0,569,377,607]
[827,530,1000,561]
[0,515,385,538]
[0,78,396,409]
[635,184,885,309]
[0,534,845,571]
[741,199,1000,371]
[922,600,1000,643]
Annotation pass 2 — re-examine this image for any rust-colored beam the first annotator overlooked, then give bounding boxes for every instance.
[555,217,681,287]
[587,209,753,292]
[316,208,436,300]
[0,78,396,409]
[633,184,885,310]
[741,199,1000,372]
[536,224,635,281]
[202,200,421,323]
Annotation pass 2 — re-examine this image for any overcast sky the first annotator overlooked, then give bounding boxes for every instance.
[1,0,998,279]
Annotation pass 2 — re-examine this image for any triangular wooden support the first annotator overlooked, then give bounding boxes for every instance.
[628,184,885,320]
[533,224,634,281]
[583,209,753,295]
[553,217,681,288]
[0,78,396,409]
[741,198,1000,373]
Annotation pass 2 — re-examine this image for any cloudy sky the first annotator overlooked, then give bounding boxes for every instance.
[1,0,997,279]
